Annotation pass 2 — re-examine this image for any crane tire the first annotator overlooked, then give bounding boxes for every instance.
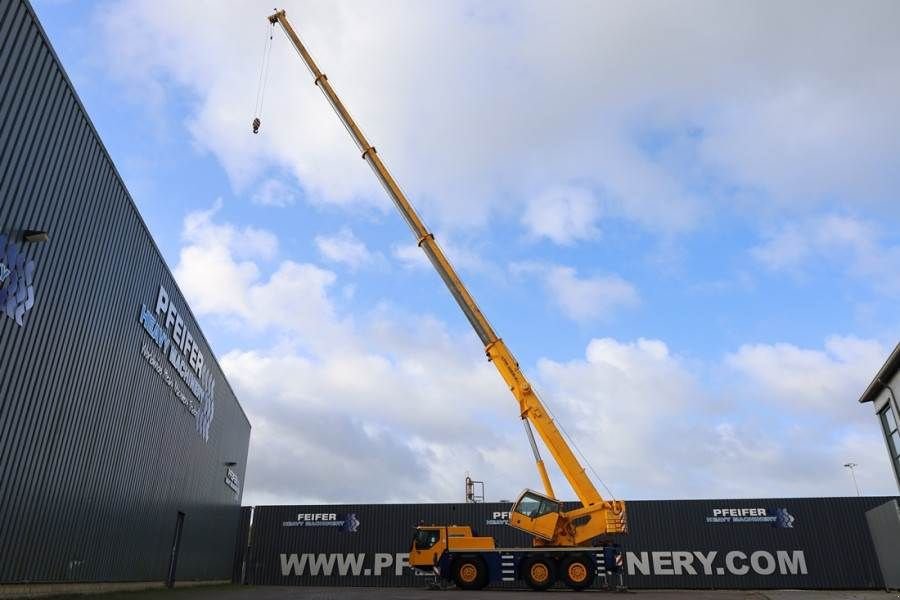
[452,556,488,590]
[522,556,556,591]
[561,554,594,590]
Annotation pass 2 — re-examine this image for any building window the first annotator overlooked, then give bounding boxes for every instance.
[881,404,900,472]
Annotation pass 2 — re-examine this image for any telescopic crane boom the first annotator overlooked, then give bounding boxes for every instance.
[267,9,625,548]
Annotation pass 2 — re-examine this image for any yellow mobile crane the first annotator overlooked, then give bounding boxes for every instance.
[265,10,627,591]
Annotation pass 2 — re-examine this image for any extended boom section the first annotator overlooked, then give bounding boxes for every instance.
[268,8,625,568]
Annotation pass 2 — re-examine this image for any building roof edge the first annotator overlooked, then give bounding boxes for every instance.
[859,342,900,403]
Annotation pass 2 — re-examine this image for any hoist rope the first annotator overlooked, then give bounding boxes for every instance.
[252,20,275,132]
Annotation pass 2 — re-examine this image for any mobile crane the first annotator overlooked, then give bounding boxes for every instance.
[265,10,627,591]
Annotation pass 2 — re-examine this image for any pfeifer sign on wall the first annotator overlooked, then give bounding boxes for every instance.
[243,497,892,589]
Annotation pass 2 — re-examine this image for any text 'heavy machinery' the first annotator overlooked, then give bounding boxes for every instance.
[262,10,627,591]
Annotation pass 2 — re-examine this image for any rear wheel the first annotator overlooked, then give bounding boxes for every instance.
[453,556,488,590]
[522,556,556,591]
[561,555,594,590]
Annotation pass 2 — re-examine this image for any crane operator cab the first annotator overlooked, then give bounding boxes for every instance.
[508,489,627,545]
[509,489,562,540]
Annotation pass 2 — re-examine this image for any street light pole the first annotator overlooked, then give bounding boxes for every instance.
[843,462,861,497]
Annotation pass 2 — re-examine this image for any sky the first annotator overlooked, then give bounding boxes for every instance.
[32,0,900,505]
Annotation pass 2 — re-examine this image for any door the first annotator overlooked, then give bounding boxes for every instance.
[166,511,185,588]
[510,490,561,540]
[409,528,444,569]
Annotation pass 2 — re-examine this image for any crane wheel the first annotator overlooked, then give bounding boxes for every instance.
[561,555,594,590]
[522,557,556,591]
[452,556,487,590]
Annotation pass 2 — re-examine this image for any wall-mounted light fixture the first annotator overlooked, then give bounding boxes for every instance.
[224,461,237,467]
[23,229,49,243]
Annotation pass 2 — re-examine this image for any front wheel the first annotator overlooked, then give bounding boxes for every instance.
[453,556,488,590]
[561,554,594,590]
[522,556,556,591]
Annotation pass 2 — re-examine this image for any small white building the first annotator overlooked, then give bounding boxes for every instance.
[858,342,900,491]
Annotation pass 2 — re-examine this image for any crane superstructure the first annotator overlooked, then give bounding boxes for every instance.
[266,9,627,591]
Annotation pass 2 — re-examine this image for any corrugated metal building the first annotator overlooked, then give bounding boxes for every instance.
[0,0,251,589]
[243,497,896,590]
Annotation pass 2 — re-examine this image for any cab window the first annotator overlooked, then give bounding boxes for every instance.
[514,492,559,519]
[413,528,441,550]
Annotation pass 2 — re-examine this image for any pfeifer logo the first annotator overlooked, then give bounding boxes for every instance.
[773,508,795,529]
[706,507,795,528]
[283,513,360,532]
[342,513,361,533]
[0,235,36,326]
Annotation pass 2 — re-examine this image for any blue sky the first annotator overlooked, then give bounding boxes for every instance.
[33,0,900,504]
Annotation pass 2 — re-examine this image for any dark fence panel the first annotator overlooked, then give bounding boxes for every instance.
[247,497,894,589]
[0,0,251,583]
[232,506,253,584]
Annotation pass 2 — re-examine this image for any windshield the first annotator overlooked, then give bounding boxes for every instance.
[514,491,559,519]
[412,528,440,550]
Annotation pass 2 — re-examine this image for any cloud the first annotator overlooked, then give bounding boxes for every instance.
[175,200,277,317]
[534,337,701,497]
[512,262,639,322]
[315,227,375,269]
[535,337,897,499]
[522,185,600,245]
[175,203,347,350]
[392,233,491,275]
[222,321,522,504]
[172,209,897,504]
[251,178,297,207]
[174,207,528,502]
[752,214,900,294]
[391,243,428,270]
[98,1,900,237]
[726,335,886,422]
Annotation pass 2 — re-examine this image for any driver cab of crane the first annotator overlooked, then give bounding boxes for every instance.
[509,490,561,540]
[514,490,560,518]
[413,528,440,550]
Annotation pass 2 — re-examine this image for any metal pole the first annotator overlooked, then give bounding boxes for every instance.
[844,462,861,496]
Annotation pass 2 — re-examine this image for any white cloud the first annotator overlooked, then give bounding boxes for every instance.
[315,227,374,269]
[173,209,897,504]
[751,225,811,271]
[175,200,278,317]
[534,337,897,499]
[522,186,600,245]
[391,242,429,270]
[173,207,527,502]
[533,337,707,497]
[752,214,900,294]
[546,268,638,322]
[251,178,297,207]
[726,335,886,422]
[513,262,639,322]
[392,233,490,275]
[98,1,900,236]
[224,322,522,504]
[175,203,348,350]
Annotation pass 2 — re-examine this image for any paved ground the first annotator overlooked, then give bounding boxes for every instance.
[37,584,900,600]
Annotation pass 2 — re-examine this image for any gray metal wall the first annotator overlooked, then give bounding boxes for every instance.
[866,499,900,589]
[0,0,251,583]
[246,497,895,589]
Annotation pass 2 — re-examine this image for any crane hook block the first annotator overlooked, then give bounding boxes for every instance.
[252,117,261,134]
